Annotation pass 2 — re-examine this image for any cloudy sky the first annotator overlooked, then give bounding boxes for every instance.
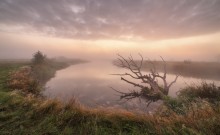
[0,0,220,61]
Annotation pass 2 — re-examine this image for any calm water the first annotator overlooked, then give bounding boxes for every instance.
[45,61,220,111]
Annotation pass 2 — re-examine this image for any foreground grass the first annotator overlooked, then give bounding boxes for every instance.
[1,62,220,134]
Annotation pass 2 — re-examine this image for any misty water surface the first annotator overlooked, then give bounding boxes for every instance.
[45,61,220,111]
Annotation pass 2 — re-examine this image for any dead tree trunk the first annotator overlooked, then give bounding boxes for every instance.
[112,54,178,106]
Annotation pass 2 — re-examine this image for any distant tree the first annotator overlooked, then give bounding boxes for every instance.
[32,51,46,65]
[31,51,52,83]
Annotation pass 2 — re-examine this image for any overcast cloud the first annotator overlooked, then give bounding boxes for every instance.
[0,0,220,40]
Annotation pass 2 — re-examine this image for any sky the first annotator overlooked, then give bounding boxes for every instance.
[0,0,220,61]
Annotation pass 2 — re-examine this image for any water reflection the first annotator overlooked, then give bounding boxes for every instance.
[45,61,220,112]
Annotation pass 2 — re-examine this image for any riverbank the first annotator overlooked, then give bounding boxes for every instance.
[141,61,220,80]
[1,61,220,134]
[5,58,86,96]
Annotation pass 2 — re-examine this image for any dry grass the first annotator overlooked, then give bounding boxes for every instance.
[1,85,220,134]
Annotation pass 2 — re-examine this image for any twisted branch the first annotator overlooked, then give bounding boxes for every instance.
[113,54,179,106]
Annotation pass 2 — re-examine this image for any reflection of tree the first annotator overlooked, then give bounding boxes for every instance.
[113,54,178,106]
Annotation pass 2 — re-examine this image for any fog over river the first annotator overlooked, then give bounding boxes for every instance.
[45,61,220,112]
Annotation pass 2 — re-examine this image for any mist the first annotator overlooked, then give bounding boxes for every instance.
[1,31,220,62]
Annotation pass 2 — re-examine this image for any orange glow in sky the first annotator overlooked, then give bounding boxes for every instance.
[1,31,220,61]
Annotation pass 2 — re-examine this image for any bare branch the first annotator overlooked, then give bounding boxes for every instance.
[168,75,179,89]
[146,101,153,107]
[121,77,145,89]
[148,59,156,73]
[138,53,143,69]
[110,87,127,95]
[160,56,167,80]
[112,54,178,107]
[110,73,139,79]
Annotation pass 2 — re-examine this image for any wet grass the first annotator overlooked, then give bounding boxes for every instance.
[1,61,220,134]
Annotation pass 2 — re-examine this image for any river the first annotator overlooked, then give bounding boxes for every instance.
[44,61,220,112]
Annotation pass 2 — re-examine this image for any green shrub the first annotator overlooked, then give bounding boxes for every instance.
[163,96,187,115]
[179,82,220,103]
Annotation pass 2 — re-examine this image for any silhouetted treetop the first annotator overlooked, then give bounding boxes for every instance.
[32,51,46,65]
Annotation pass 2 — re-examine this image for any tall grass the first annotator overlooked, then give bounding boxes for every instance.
[1,90,220,135]
[179,82,220,103]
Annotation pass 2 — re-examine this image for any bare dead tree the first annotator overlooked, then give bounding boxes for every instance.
[112,54,178,106]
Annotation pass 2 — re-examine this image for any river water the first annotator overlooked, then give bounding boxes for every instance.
[44,61,220,112]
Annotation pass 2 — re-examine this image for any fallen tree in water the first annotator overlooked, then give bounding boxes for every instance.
[113,54,178,106]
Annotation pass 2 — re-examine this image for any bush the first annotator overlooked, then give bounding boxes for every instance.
[162,82,220,115]
[32,51,46,65]
[178,82,220,103]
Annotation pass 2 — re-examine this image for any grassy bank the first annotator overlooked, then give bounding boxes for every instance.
[1,61,220,134]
